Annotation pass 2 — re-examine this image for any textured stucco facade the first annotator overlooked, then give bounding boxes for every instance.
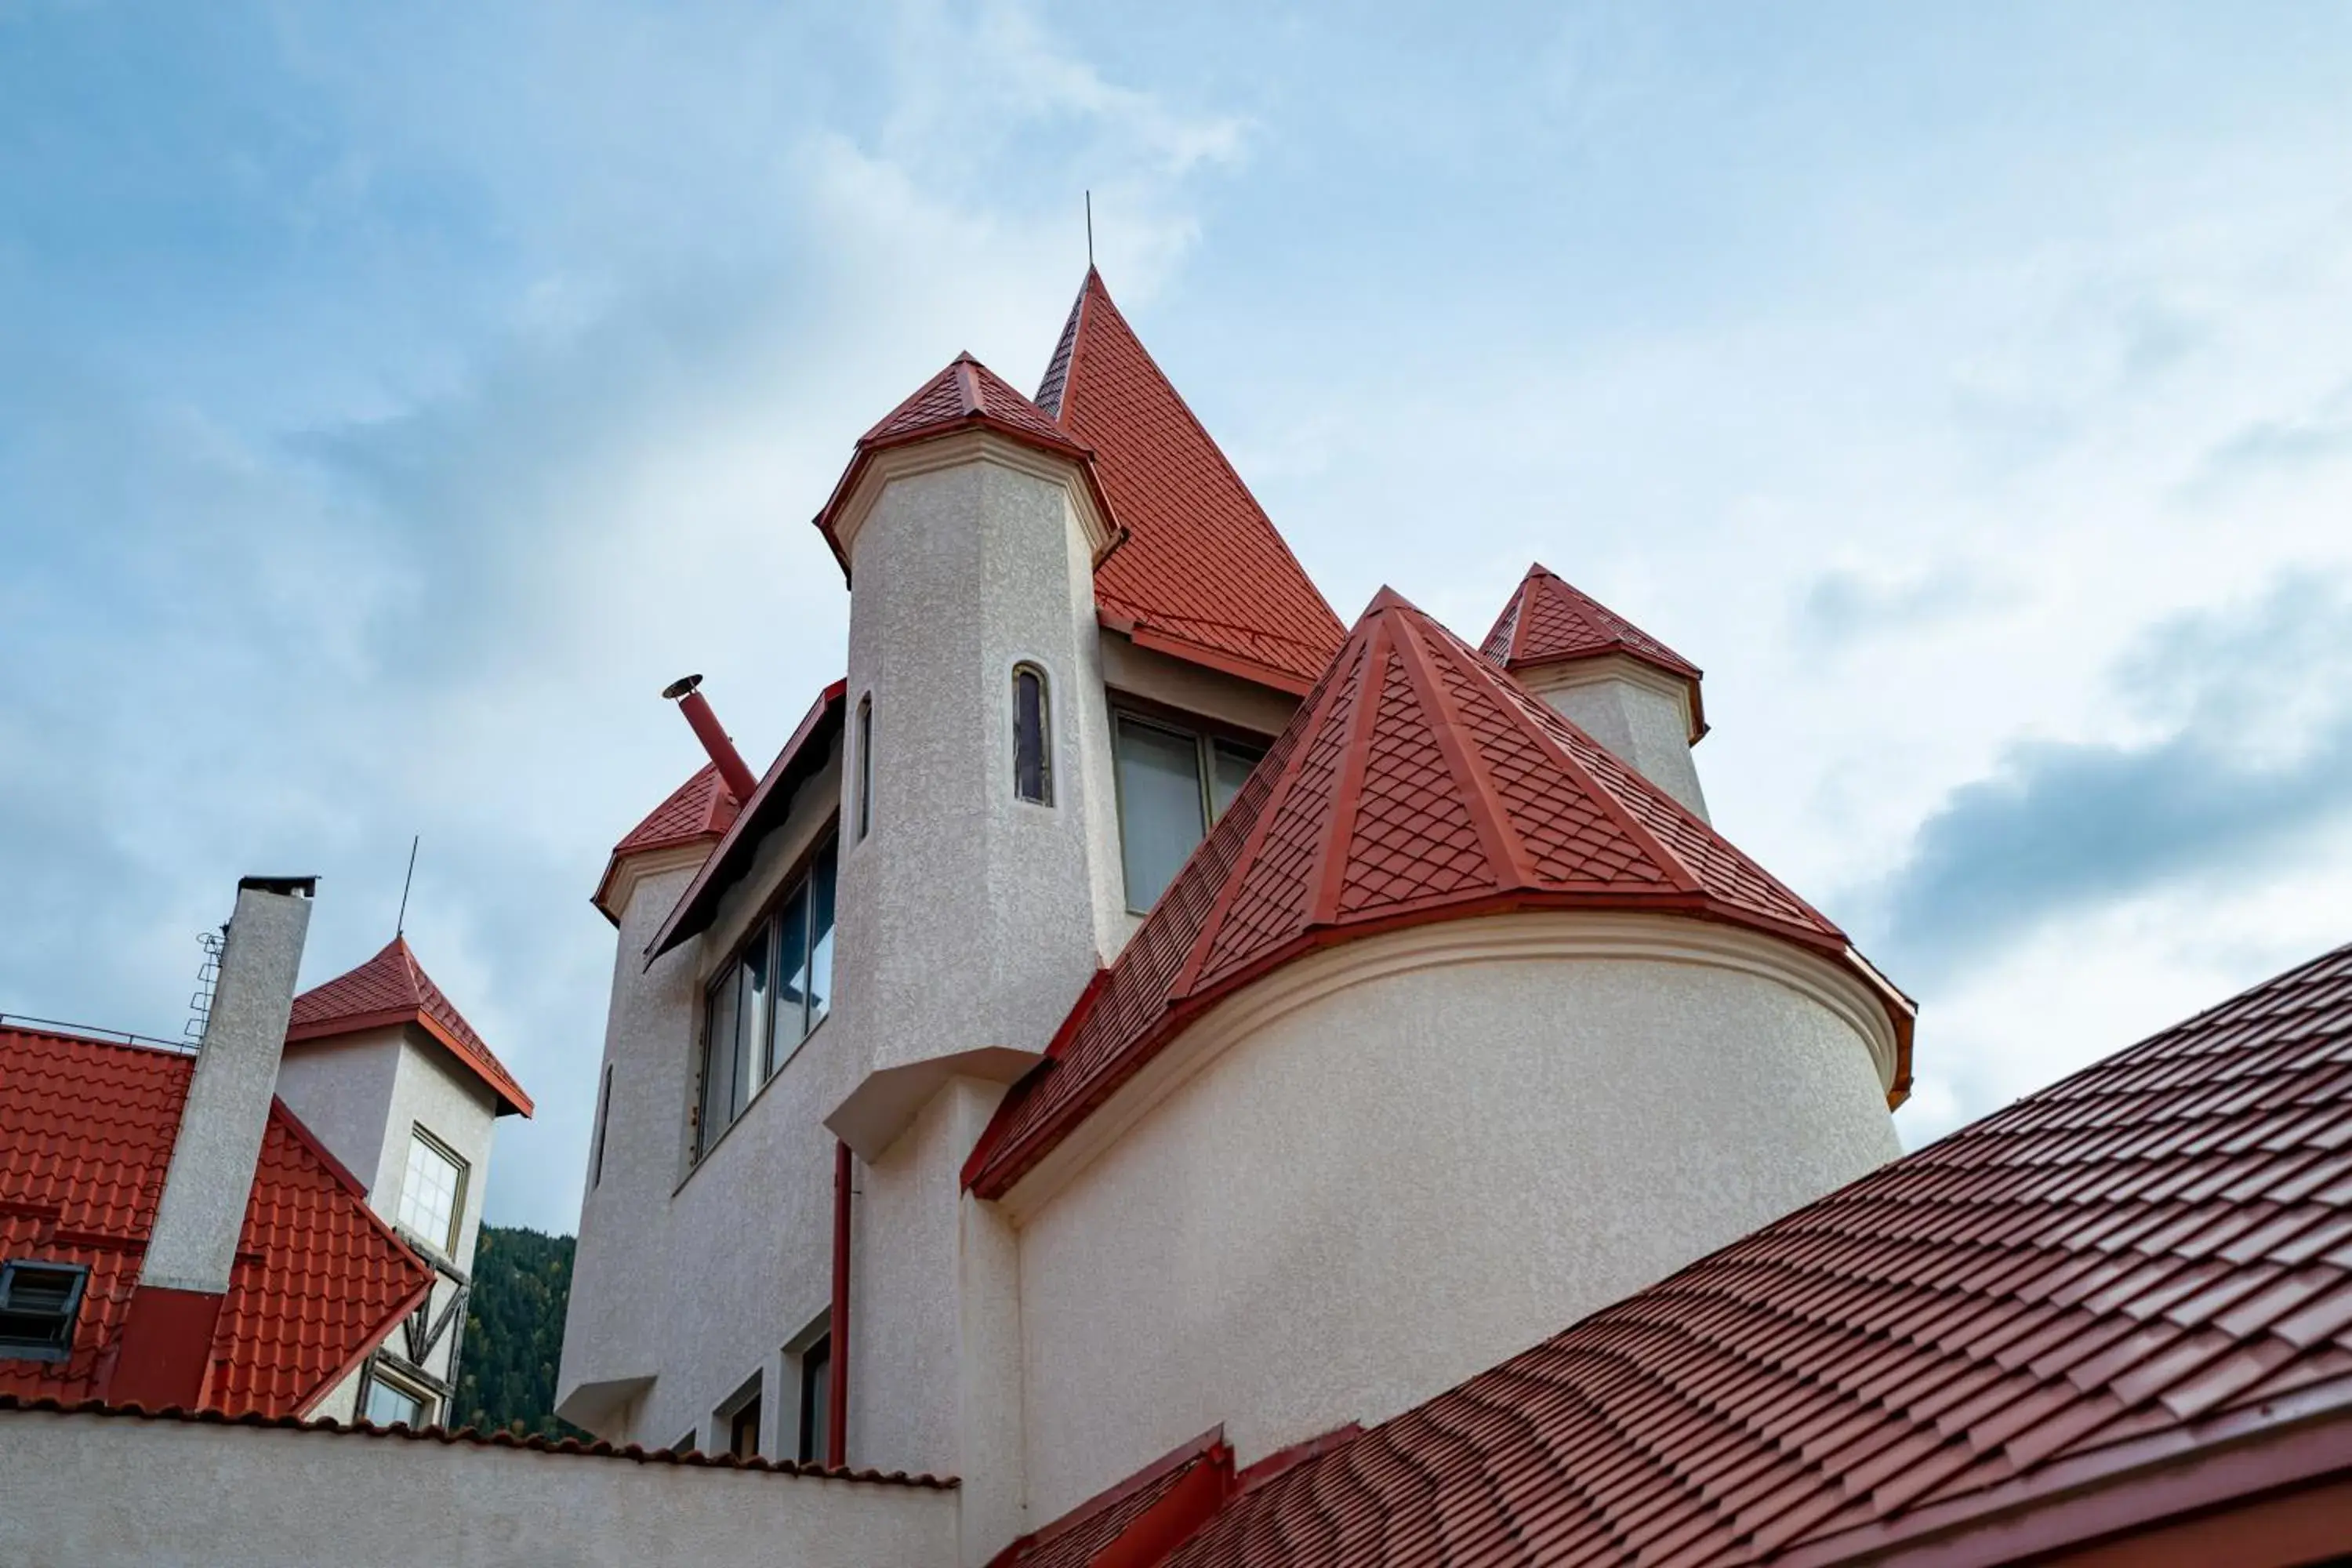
[0,1409,956,1568]
[1520,655,1711,820]
[1011,914,1900,1521]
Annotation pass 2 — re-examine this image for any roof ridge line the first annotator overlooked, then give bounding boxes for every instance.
[1438,615,1705,896]
[1307,626,1390,926]
[1174,642,1360,999]
[1391,612,1537,892]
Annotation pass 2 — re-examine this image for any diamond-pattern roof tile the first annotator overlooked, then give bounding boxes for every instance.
[0,1025,433,1417]
[1044,270,1345,694]
[286,938,532,1116]
[611,762,739,860]
[1483,563,1707,740]
[965,589,1908,1199]
[1160,941,2352,1566]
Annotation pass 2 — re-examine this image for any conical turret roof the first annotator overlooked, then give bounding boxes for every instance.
[1483,564,1706,738]
[1041,269,1344,693]
[287,937,533,1116]
[966,590,1909,1196]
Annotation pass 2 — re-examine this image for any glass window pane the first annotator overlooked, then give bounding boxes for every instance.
[1210,740,1264,821]
[396,1131,464,1250]
[798,1337,832,1464]
[365,1379,425,1427]
[1115,717,1207,913]
[742,920,775,1091]
[1014,666,1051,804]
[701,967,740,1151]
[807,840,837,1029]
[773,885,810,1068]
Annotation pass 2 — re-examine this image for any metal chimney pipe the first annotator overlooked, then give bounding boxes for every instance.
[662,673,759,804]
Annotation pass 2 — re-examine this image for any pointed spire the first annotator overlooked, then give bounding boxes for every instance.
[966,590,1909,1196]
[1041,269,1344,693]
[287,938,533,1116]
[1483,564,1707,739]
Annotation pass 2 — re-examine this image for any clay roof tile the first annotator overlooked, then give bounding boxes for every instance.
[285,939,532,1117]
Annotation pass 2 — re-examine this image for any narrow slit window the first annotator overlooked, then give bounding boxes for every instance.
[855,695,873,840]
[798,1334,833,1464]
[590,1063,614,1187]
[1013,663,1051,804]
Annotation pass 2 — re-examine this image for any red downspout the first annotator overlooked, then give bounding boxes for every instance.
[829,1138,852,1468]
[662,673,760,804]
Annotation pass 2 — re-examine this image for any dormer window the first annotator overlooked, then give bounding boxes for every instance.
[0,1261,89,1362]
[1013,664,1052,804]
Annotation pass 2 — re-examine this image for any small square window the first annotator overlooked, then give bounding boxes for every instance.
[0,1261,89,1362]
[395,1127,468,1255]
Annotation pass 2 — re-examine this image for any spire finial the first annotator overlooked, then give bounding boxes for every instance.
[395,834,419,938]
[1085,190,1094,270]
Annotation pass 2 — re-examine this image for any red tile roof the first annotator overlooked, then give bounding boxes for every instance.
[1483,562,1707,738]
[0,1025,433,1417]
[1042,270,1345,695]
[285,938,533,1117]
[989,1429,1235,1568]
[814,354,1116,575]
[965,588,1910,1198]
[1161,938,2352,1568]
[593,762,740,923]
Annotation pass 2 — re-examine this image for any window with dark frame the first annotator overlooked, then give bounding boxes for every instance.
[1111,713,1266,913]
[590,1062,614,1188]
[727,1388,763,1459]
[695,836,839,1160]
[797,1334,833,1465]
[0,1261,89,1362]
[855,695,873,840]
[1013,663,1052,804]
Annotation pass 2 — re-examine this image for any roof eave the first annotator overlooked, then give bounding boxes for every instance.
[812,416,1109,584]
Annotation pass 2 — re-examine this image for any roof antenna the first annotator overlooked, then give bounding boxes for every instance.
[1085,190,1094,270]
[395,834,419,938]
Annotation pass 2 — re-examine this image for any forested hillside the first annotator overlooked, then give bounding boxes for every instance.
[456,1225,588,1439]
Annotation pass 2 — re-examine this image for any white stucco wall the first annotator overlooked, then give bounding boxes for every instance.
[1521,658,1709,821]
[274,1028,404,1194]
[1011,914,1900,1521]
[0,1410,957,1568]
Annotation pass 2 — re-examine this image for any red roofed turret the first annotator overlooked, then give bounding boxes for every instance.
[287,937,532,1117]
[965,587,1911,1198]
[1483,563,1712,818]
[1042,269,1345,695]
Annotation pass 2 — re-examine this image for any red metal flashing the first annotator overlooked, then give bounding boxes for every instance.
[0,1026,435,1418]
[964,589,1907,1197]
[1159,938,2352,1568]
[986,1427,1235,1568]
[286,937,533,1117]
[1047,269,1345,694]
[107,1285,226,1412]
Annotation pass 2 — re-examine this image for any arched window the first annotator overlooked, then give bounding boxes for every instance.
[1013,663,1051,804]
[855,695,873,841]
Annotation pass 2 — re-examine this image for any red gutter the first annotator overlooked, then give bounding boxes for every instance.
[828,1139,851,1468]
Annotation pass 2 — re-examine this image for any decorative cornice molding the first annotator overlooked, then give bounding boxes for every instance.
[998,911,1900,1221]
[595,843,714,927]
[1515,653,1703,745]
[829,430,1119,573]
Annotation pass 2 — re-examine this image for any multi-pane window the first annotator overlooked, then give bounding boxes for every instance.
[0,1261,89,1362]
[697,837,838,1158]
[1112,713,1266,912]
[395,1127,467,1254]
[1013,664,1051,804]
[362,1371,429,1428]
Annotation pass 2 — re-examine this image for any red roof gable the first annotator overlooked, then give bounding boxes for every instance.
[1043,270,1345,695]
[285,938,533,1117]
[965,589,1909,1198]
[815,354,1114,574]
[0,1025,433,1417]
[1483,562,1707,737]
[1163,937,2352,1567]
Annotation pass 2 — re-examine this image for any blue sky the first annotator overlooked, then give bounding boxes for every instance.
[7,2,2352,1232]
